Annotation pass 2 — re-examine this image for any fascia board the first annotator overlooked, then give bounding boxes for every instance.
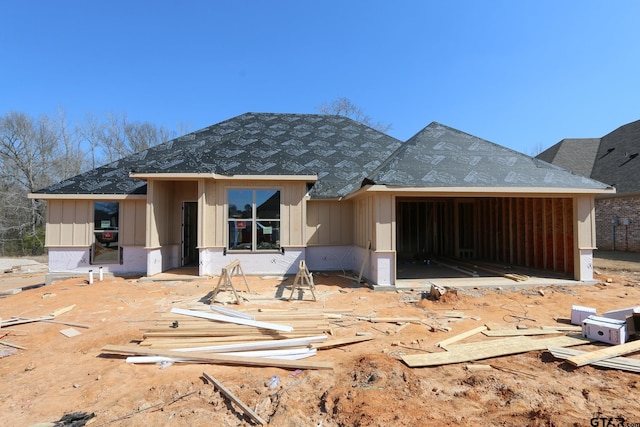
[130,172,318,181]
[343,185,615,200]
[28,193,147,200]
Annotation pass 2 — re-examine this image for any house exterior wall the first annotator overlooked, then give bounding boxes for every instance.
[45,198,148,278]
[45,199,92,247]
[595,195,640,252]
[306,200,353,246]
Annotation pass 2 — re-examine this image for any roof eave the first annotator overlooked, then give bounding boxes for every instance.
[129,172,318,181]
[343,184,615,200]
[28,193,147,200]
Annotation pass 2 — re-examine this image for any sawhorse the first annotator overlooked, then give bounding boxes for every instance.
[288,260,317,301]
[211,260,251,304]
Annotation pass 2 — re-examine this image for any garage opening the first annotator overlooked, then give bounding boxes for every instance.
[396,197,575,280]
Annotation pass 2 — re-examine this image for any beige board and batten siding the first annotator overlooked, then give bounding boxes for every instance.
[351,193,394,251]
[45,198,146,248]
[146,180,198,248]
[306,199,354,246]
[45,199,92,247]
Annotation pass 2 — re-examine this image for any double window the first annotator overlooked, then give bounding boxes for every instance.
[228,189,280,251]
[92,201,120,264]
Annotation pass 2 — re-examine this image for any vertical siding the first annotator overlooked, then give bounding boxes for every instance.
[305,199,353,246]
[45,200,92,247]
[121,199,146,246]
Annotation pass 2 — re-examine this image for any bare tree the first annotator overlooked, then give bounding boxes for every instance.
[78,112,175,166]
[317,97,392,133]
[0,112,59,253]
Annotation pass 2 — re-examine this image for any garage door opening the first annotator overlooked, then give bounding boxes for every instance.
[396,197,575,280]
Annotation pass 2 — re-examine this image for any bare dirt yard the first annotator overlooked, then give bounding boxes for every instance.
[1,253,640,427]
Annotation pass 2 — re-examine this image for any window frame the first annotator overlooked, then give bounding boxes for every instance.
[91,201,122,264]
[227,188,281,253]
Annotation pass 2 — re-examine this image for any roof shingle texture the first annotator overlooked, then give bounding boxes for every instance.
[36,113,611,198]
[370,122,609,189]
[537,119,640,195]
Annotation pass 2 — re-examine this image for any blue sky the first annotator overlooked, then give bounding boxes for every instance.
[2,1,639,155]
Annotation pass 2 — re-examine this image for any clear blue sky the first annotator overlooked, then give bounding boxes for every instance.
[2,1,639,155]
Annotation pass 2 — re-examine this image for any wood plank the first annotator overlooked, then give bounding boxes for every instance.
[172,335,327,353]
[540,325,582,332]
[209,306,255,320]
[1,316,55,327]
[51,304,76,318]
[312,335,373,349]
[369,317,422,324]
[203,371,266,426]
[0,340,27,350]
[482,329,563,337]
[401,335,592,367]
[547,346,640,373]
[170,308,293,332]
[565,339,640,367]
[436,326,487,348]
[101,344,333,370]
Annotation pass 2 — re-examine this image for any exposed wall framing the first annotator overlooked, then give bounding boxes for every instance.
[396,196,574,276]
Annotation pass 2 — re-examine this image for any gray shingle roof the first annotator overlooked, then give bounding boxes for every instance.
[35,114,612,199]
[536,138,601,178]
[34,113,403,198]
[537,119,640,195]
[368,122,611,189]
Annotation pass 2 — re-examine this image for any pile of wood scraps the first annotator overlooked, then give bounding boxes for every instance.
[102,305,373,371]
[401,323,594,368]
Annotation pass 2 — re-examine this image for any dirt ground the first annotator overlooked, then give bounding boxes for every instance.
[1,253,640,427]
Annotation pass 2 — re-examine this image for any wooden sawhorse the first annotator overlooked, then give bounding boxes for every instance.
[288,260,317,301]
[211,260,251,304]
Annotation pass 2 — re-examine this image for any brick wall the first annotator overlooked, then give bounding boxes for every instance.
[595,195,640,252]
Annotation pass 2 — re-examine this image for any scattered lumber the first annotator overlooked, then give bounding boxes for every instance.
[203,371,266,426]
[0,316,55,327]
[170,308,293,332]
[101,344,333,370]
[436,326,487,348]
[401,335,592,367]
[565,339,640,367]
[548,346,640,373]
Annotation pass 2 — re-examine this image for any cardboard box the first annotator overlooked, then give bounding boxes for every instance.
[571,305,597,326]
[602,306,640,322]
[582,315,627,345]
[602,306,640,339]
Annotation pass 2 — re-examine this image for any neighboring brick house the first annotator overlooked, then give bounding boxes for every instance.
[537,119,640,252]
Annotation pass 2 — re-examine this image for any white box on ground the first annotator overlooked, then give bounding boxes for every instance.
[571,305,597,325]
[582,315,627,345]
